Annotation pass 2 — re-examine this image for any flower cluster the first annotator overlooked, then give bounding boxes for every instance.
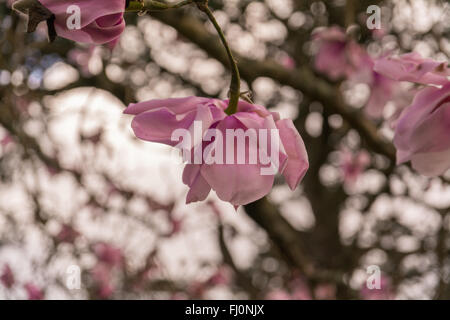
[314,26,450,177]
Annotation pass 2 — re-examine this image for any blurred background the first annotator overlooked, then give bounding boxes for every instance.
[0,0,449,300]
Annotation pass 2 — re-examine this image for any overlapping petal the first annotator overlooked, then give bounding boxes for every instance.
[394,83,450,176]
[39,0,127,45]
[124,98,309,206]
[374,52,450,86]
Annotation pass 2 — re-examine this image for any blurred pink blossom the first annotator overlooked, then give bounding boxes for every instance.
[313,26,366,80]
[394,83,450,176]
[340,149,371,185]
[290,278,312,300]
[91,263,115,299]
[360,276,393,300]
[56,224,80,244]
[94,243,123,268]
[374,52,450,86]
[1,264,15,289]
[0,134,13,148]
[280,55,296,70]
[365,71,399,118]
[24,283,44,300]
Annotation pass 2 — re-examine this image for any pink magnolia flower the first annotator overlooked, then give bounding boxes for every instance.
[313,26,366,80]
[394,83,450,176]
[124,97,309,207]
[340,149,371,185]
[374,52,450,86]
[38,0,126,45]
[24,283,44,300]
[1,264,15,289]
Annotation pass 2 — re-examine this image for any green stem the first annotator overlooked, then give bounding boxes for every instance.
[126,0,193,12]
[199,4,241,115]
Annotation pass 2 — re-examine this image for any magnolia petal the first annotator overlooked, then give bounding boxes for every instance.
[277,119,309,190]
[39,0,127,44]
[124,96,213,116]
[410,149,450,177]
[200,116,275,206]
[183,164,211,204]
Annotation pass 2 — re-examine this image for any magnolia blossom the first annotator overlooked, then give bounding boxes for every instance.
[394,83,450,176]
[14,0,127,45]
[313,26,366,80]
[46,0,126,45]
[340,149,371,185]
[124,97,309,206]
[374,52,450,86]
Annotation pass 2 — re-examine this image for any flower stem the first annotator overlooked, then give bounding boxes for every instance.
[197,3,241,115]
[126,0,193,12]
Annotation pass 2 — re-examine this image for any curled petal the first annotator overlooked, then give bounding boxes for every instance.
[183,164,211,204]
[276,119,309,190]
[128,101,225,147]
[374,52,450,85]
[36,0,127,44]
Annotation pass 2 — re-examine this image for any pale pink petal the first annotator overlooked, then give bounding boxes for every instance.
[39,0,127,44]
[374,52,450,85]
[200,116,275,206]
[183,164,211,204]
[124,96,216,116]
[277,119,309,190]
